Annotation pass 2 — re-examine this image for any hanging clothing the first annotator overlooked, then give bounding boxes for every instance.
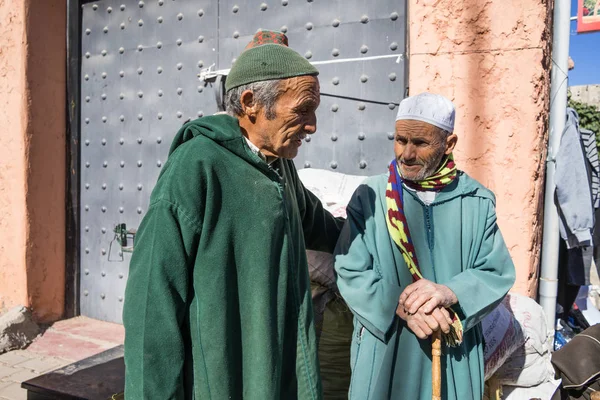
[555,108,595,249]
[556,109,600,315]
[580,127,600,209]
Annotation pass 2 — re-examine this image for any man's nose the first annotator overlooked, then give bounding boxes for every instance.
[304,114,317,134]
[402,144,416,160]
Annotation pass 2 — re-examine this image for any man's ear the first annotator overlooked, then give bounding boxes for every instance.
[445,133,458,155]
[240,90,259,120]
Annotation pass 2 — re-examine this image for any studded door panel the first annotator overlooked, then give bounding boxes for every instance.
[80,0,406,323]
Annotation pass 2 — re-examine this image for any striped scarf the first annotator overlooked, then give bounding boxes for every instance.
[386,154,463,346]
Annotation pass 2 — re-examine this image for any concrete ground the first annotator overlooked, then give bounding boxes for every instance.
[0,268,598,400]
[0,317,124,400]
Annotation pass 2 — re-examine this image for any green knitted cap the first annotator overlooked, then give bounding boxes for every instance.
[225,30,319,92]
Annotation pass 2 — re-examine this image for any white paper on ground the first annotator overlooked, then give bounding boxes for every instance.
[297,168,368,218]
[502,379,561,400]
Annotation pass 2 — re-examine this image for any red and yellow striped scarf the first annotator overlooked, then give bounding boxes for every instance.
[385,154,463,346]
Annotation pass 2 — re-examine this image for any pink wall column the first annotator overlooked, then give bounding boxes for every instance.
[0,0,66,322]
[0,0,29,313]
[408,0,553,296]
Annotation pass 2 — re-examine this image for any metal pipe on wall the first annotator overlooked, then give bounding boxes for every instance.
[65,0,82,318]
[539,0,572,331]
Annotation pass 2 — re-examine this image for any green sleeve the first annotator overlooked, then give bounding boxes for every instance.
[444,204,516,332]
[290,162,344,253]
[123,200,200,400]
[334,201,403,344]
[300,183,345,253]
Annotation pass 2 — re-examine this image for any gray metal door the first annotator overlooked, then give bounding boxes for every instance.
[79,0,407,323]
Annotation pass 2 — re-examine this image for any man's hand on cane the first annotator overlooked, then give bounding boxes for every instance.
[397,282,454,400]
[396,303,453,339]
[399,278,458,315]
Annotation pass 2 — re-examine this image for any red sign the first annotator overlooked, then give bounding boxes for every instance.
[578,0,600,33]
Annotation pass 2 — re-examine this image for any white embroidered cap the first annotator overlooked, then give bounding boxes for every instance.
[395,92,455,132]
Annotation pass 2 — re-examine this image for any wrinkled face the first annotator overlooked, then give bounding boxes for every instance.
[394,120,456,181]
[255,76,320,159]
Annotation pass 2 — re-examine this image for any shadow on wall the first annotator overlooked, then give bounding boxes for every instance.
[24,0,67,323]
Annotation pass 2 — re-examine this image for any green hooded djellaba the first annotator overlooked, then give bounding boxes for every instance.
[123,114,343,399]
[334,172,516,400]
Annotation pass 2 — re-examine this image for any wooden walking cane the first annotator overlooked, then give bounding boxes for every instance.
[432,330,442,400]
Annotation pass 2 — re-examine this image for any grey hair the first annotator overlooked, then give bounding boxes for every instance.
[430,128,452,151]
[225,79,283,120]
[431,128,451,146]
[439,129,451,137]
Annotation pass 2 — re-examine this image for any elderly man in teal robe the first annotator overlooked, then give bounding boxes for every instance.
[334,93,516,400]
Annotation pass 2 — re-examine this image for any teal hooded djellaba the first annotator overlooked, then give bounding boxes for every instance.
[334,172,516,400]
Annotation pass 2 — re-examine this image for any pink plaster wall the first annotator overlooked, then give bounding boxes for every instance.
[0,0,66,322]
[0,0,29,313]
[409,0,552,296]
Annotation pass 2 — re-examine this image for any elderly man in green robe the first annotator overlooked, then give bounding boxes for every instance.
[122,30,343,399]
[334,93,515,400]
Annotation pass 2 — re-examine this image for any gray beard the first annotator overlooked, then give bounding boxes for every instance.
[414,158,443,181]
[401,147,446,182]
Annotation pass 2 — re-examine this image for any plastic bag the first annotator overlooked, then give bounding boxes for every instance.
[482,301,526,379]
